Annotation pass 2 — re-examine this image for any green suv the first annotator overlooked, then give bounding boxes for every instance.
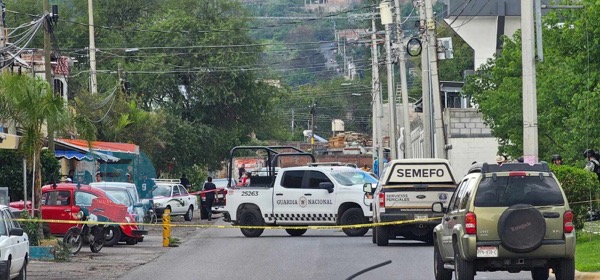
[431,162,575,280]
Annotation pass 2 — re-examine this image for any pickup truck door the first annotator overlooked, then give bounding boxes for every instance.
[273,170,336,224]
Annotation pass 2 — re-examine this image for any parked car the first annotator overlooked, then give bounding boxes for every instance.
[90,183,147,245]
[432,162,575,280]
[10,183,147,245]
[0,204,28,280]
[152,179,198,221]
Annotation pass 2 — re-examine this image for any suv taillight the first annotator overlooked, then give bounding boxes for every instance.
[563,210,574,233]
[465,212,477,235]
[379,192,385,208]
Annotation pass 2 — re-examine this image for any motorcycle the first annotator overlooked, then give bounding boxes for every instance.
[63,207,107,254]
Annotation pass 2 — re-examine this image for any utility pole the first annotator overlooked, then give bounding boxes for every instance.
[0,0,5,49]
[381,2,398,160]
[371,13,384,176]
[418,0,432,158]
[88,0,98,94]
[521,0,538,164]
[425,0,446,159]
[43,0,55,151]
[394,0,412,159]
[310,101,316,155]
[291,109,295,136]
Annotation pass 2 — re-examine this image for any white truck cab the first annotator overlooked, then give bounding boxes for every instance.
[222,146,376,237]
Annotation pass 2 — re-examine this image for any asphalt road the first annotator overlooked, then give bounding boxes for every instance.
[120,220,550,280]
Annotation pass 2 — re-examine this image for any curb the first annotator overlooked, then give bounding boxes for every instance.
[574,270,600,279]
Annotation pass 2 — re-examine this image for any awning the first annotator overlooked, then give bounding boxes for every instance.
[54,150,120,162]
[56,138,139,155]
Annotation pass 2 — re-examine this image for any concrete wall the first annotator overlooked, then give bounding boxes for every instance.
[445,108,499,177]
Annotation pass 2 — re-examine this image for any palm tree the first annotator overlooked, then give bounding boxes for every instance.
[0,73,80,239]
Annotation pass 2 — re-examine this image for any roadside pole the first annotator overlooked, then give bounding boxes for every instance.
[371,14,384,176]
[418,0,432,158]
[381,2,398,160]
[163,208,171,247]
[424,0,446,159]
[88,0,98,94]
[393,0,412,159]
[521,0,538,164]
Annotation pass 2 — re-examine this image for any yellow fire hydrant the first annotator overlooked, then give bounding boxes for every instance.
[162,208,171,247]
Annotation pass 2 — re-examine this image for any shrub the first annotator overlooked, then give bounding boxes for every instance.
[551,165,598,230]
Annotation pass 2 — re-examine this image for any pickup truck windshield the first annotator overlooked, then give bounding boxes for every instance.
[331,170,378,186]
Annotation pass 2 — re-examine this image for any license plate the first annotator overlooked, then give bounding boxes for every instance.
[477,246,498,258]
[414,214,428,221]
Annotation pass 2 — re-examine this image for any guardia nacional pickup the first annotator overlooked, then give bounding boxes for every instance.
[222,146,377,237]
[364,158,457,246]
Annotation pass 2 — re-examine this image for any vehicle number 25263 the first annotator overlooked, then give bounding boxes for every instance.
[241,191,259,197]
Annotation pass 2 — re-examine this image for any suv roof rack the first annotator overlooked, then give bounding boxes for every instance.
[468,162,550,174]
[153,179,181,184]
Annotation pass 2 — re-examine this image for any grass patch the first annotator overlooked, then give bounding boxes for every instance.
[576,231,600,272]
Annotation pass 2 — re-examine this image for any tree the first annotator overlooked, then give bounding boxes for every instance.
[0,73,73,239]
[462,0,600,164]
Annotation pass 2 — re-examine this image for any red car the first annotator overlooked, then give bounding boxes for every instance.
[10,183,147,245]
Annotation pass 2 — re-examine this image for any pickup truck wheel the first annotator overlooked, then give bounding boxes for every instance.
[341,208,368,237]
[498,204,545,253]
[531,267,549,280]
[15,258,26,280]
[554,258,575,280]
[2,260,10,280]
[184,206,194,221]
[104,225,122,247]
[375,226,389,246]
[285,229,307,236]
[239,208,264,237]
[434,241,452,280]
[454,242,474,280]
[371,227,376,244]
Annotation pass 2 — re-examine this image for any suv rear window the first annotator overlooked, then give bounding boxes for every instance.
[474,175,564,207]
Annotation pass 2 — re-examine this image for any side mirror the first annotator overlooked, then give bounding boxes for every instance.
[319,182,334,193]
[9,227,24,236]
[363,183,372,193]
[432,202,445,213]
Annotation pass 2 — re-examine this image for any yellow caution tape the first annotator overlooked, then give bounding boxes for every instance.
[13,217,441,230]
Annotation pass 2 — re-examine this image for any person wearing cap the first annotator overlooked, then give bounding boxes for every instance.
[551,154,563,165]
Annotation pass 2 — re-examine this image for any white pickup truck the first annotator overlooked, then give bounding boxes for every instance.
[222,146,377,237]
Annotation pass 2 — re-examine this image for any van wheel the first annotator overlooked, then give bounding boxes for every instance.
[554,258,575,280]
[531,267,549,280]
[375,226,389,246]
[239,208,264,237]
[341,208,368,237]
[285,229,307,236]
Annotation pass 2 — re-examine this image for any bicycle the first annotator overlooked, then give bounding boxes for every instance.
[142,198,158,224]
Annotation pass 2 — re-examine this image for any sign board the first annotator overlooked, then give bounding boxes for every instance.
[387,163,455,184]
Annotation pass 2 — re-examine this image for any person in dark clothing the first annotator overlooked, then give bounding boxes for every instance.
[584,149,600,182]
[180,173,191,191]
[203,177,217,221]
[139,173,156,199]
[238,164,246,180]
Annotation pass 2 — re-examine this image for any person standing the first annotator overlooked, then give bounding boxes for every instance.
[180,173,191,191]
[584,149,600,182]
[95,172,103,182]
[203,177,217,221]
[551,154,563,165]
[139,173,156,199]
[238,164,246,180]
